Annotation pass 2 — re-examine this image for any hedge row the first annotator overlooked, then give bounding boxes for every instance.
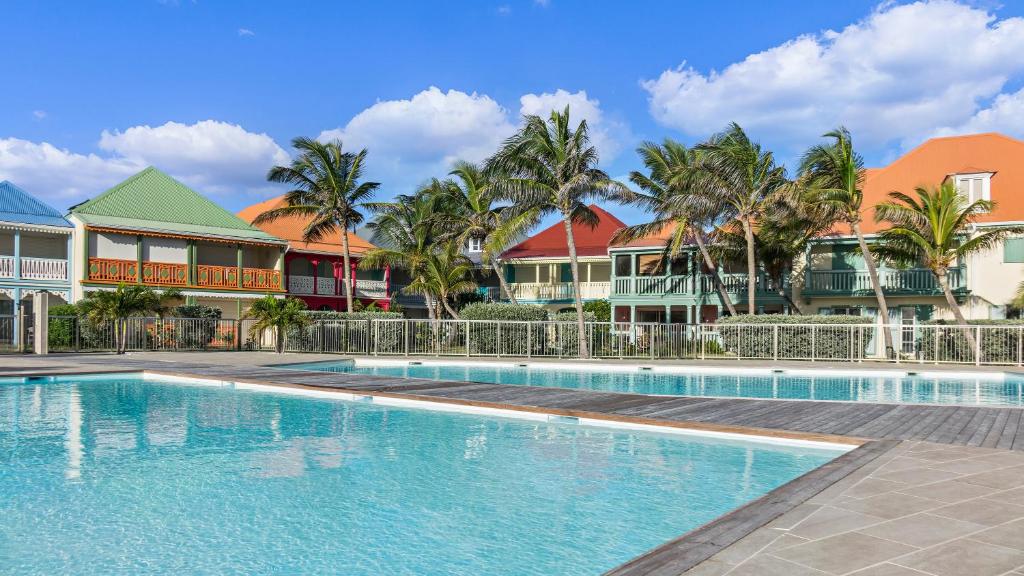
[717,314,869,359]
[918,319,1024,363]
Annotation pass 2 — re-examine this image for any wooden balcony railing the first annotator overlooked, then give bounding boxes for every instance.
[141,261,187,286]
[196,265,238,288]
[88,258,138,283]
[0,256,14,279]
[803,267,965,295]
[243,267,281,290]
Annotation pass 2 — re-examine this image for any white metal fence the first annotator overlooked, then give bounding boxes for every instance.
[14,316,1024,366]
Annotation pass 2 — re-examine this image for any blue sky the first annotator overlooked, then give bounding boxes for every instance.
[3,0,1024,226]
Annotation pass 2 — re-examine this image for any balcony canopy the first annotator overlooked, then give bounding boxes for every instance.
[0,181,72,229]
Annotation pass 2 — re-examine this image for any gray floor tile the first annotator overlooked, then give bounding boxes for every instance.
[900,479,996,504]
[995,487,1024,506]
[970,519,1024,550]
[790,505,887,540]
[773,532,917,574]
[896,537,1024,576]
[958,465,1024,490]
[846,477,910,499]
[876,466,962,485]
[681,558,733,576]
[931,499,1024,526]
[860,513,986,548]
[847,563,932,575]
[728,554,828,576]
[836,492,943,520]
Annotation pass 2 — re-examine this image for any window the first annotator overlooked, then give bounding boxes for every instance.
[466,237,483,252]
[614,254,632,276]
[954,173,992,204]
[635,254,665,276]
[1004,238,1024,263]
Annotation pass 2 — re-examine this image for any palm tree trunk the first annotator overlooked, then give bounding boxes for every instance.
[693,230,738,316]
[852,221,894,358]
[117,318,125,354]
[774,273,803,314]
[562,215,590,358]
[441,295,460,320]
[741,216,757,314]
[491,259,518,305]
[276,325,285,353]
[936,269,978,359]
[341,231,354,312]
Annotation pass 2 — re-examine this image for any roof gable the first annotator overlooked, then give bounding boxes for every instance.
[0,181,72,228]
[501,204,625,259]
[72,167,283,243]
[237,195,376,255]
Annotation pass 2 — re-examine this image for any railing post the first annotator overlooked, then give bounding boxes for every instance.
[527,321,532,359]
[933,325,940,364]
[373,319,379,356]
[773,324,779,361]
[810,324,816,362]
[465,320,470,357]
[496,321,502,358]
[975,325,982,366]
[1018,325,1022,367]
[699,323,705,360]
[405,320,410,357]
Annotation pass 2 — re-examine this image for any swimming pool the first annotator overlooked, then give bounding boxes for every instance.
[0,373,842,575]
[285,359,1024,407]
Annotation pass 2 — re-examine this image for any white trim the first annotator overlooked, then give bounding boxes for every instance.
[0,220,73,234]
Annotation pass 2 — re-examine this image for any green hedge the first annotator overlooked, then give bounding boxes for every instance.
[918,319,1024,363]
[286,310,404,353]
[717,314,869,359]
[172,305,222,349]
[459,303,547,355]
[459,303,549,321]
[583,299,611,322]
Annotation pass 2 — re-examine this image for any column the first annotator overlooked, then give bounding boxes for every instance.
[310,258,319,294]
[12,287,21,347]
[136,235,143,283]
[186,241,195,286]
[33,292,49,355]
[236,244,243,289]
[12,230,21,280]
[276,248,285,290]
[81,228,90,287]
[65,234,73,289]
[665,304,672,324]
[629,304,636,325]
[350,260,358,303]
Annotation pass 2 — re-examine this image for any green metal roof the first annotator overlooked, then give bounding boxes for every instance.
[71,167,285,244]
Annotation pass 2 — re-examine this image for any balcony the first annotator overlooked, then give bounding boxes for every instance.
[499,281,610,302]
[287,275,387,299]
[356,279,387,299]
[613,273,781,297]
[1,256,69,281]
[88,258,281,291]
[802,267,965,296]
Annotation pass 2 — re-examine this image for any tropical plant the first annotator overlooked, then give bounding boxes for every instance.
[485,106,630,357]
[76,284,181,353]
[874,182,1023,352]
[690,123,789,315]
[241,295,310,353]
[613,139,737,316]
[406,242,478,319]
[799,127,895,356]
[438,161,539,305]
[361,191,446,321]
[254,137,379,313]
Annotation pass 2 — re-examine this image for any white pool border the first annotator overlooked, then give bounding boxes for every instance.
[141,372,852,453]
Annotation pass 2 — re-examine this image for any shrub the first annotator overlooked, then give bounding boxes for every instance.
[287,310,404,353]
[459,303,548,354]
[583,299,611,322]
[918,319,1024,363]
[717,314,868,359]
[48,304,80,349]
[171,305,222,349]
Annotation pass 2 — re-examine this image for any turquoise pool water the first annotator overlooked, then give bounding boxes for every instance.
[0,374,841,575]
[287,361,1024,406]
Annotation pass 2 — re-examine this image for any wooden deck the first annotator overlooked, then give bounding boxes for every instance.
[11,354,1023,451]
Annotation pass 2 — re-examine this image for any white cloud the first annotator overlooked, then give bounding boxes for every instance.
[934,86,1024,138]
[519,89,627,160]
[642,0,1024,151]
[99,120,290,195]
[0,120,290,207]
[319,87,517,189]
[31,110,47,120]
[238,28,255,37]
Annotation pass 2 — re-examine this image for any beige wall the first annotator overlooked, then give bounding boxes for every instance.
[142,236,187,263]
[963,236,1024,318]
[89,231,136,260]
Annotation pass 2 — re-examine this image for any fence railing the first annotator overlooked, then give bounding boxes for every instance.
[14,316,1024,366]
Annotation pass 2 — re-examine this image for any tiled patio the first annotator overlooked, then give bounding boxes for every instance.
[684,441,1024,576]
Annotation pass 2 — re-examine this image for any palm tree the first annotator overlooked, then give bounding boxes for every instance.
[485,106,630,358]
[361,191,446,322]
[408,242,479,319]
[691,123,789,314]
[242,295,310,353]
[77,284,181,354]
[874,182,1022,352]
[799,127,895,357]
[438,161,539,305]
[254,137,379,313]
[613,139,738,316]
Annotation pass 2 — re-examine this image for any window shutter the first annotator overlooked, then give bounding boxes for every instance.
[1004,239,1024,263]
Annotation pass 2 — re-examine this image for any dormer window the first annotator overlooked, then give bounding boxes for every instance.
[466,237,483,252]
[953,172,992,204]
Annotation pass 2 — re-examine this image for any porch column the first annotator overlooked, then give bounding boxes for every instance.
[586,262,592,283]
[12,287,21,347]
[65,234,73,289]
[630,304,636,325]
[664,304,672,324]
[81,228,89,286]
[136,235,143,283]
[275,248,285,290]
[12,230,20,280]
[236,244,243,289]
[351,260,358,302]
[186,240,194,285]
[310,258,319,295]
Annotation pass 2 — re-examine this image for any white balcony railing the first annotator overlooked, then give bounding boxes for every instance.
[21,257,68,281]
[0,256,12,279]
[504,281,610,302]
[288,275,315,294]
[356,279,387,298]
[316,276,336,295]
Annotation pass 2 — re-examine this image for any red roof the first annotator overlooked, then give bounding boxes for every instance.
[501,204,626,259]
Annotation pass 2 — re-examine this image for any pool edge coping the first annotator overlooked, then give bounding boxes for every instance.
[602,438,900,576]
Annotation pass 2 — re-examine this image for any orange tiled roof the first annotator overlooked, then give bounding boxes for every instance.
[501,204,625,259]
[850,132,1024,234]
[237,196,375,255]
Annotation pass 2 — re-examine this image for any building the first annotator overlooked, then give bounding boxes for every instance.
[0,181,74,347]
[238,197,390,311]
[795,133,1024,352]
[69,167,287,319]
[608,222,789,325]
[497,205,623,314]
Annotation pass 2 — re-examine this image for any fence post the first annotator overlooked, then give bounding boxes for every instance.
[1018,326,1022,367]
[465,320,470,357]
[975,325,982,366]
[496,321,502,358]
[699,323,705,360]
[527,321,532,359]
[651,324,656,360]
[405,320,410,357]
[773,324,779,362]
[810,324,816,362]
[373,320,379,356]
[858,326,864,363]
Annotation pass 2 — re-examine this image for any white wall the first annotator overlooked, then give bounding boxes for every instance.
[963,237,1024,318]
[142,237,187,263]
[89,231,136,260]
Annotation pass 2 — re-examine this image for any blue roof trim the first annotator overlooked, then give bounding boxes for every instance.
[0,181,72,228]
